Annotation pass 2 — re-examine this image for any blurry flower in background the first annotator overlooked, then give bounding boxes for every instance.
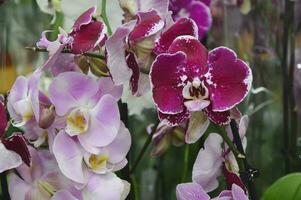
[169,0,212,39]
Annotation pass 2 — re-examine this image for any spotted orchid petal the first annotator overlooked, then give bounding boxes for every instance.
[151,52,187,114]
[168,35,208,75]
[126,51,140,95]
[53,131,87,184]
[176,182,210,200]
[207,47,252,112]
[192,133,223,192]
[203,105,231,125]
[82,173,129,200]
[185,112,210,144]
[154,18,198,54]
[158,109,190,126]
[129,10,164,42]
[49,72,99,116]
[72,6,96,32]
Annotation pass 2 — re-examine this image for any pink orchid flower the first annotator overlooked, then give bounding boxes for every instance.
[48,72,123,153]
[176,183,248,200]
[150,34,252,126]
[52,122,131,184]
[8,147,73,200]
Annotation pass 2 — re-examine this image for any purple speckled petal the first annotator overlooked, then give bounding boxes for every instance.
[192,133,223,192]
[203,104,231,125]
[72,6,96,32]
[154,18,198,54]
[188,1,212,39]
[168,35,208,74]
[158,108,190,126]
[151,52,187,114]
[207,47,252,112]
[129,10,164,42]
[70,21,105,54]
[105,22,135,85]
[49,72,99,116]
[53,131,87,184]
[79,94,120,148]
[0,102,7,136]
[176,182,210,200]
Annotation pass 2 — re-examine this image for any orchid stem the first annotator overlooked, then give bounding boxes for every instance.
[181,144,190,182]
[25,46,105,60]
[101,0,112,36]
[130,121,159,175]
[1,172,10,200]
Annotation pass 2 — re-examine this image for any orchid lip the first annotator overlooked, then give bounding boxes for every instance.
[65,107,90,136]
[84,152,110,174]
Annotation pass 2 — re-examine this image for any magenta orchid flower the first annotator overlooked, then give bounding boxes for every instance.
[169,0,212,39]
[150,35,252,126]
[52,122,131,184]
[106,0,169,96]
[176,182,248,200]
[8,147,73,200]
[37,6,106,76]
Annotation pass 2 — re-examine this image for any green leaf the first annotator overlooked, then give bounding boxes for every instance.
[262,173,301,200]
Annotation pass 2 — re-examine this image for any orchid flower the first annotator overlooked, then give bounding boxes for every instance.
[52,122,131,184]
[151,34,252,126]
[176,182,248,200]
[192,116,249,192]
[8,146,73,200]
[169,0,212,39]
[106,0,169,96]
[37,6,106,76]
[48,72,123,153]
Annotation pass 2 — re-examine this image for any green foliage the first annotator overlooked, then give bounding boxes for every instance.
[262,173,301,200]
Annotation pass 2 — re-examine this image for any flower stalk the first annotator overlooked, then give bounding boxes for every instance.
[101,0,112,36]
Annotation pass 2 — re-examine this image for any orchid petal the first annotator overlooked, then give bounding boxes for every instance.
[0,102,7,136]
[49,72,99,116]
[185,112,210,144]
[138,0,169,16]
[204,104,231,125]
[176,182,210,200]
[72,6,96,32]
[158,108,190,126]
[8,173,30,200]
[53,132,86,184]
[207,47,252,112]
[192,133,223,192]
[0,143,22,173]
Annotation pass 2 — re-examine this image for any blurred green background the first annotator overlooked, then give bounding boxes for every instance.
[0,0,301,199]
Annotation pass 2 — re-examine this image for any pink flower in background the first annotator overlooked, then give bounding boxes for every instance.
[176,182,248,200]
[169,0,212,39]
[151,35,252,126]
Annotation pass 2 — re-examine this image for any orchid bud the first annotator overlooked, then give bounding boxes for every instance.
[39,105,55,129]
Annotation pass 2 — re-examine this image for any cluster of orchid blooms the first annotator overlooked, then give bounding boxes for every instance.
[0,0,253,199]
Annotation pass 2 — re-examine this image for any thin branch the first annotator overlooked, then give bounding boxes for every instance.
[101,0,113,36]
[25,46,105,60]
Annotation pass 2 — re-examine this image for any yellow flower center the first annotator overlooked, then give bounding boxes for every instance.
[66,108,89,136]
[88,154,109,171]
